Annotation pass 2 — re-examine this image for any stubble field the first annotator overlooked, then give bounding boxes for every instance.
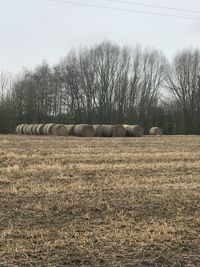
[0,135,200,266]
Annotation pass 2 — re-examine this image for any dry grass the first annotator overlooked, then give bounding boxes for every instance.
[0,135,200,266]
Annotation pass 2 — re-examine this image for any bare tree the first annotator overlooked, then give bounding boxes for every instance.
[166,49,200,133]
[0,71,12,103]
[136,49,166,129]
[0,70,14,133]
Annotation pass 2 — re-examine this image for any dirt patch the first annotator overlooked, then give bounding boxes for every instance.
[0,135,199,266]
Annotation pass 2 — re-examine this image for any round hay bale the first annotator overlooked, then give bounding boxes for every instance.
[74,124,95,137]
[16,125,20,134]
[18,124,27,134]
[113,125,126,137]
[26,124,35,135]
[43,124,54,135]
[123,124,144,137]
[51,124,68,136]
[16,124,23,134]
[30,124,37,135]
[93,125,104,137]
[150,127,163,135]
[25,124,31,135]
[64,124,75,136]
[31,124,38,135]
[101,125,114,137]
[22,124,30,135]
[35,124,45,135]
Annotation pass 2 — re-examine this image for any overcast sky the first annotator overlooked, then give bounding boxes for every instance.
[0,0,200,73]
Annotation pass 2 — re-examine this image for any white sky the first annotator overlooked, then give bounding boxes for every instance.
[0,0,200,73]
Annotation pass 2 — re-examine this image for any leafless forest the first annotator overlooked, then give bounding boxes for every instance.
[1,41,200,134]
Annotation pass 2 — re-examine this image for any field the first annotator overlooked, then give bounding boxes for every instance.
[0,135,200,266]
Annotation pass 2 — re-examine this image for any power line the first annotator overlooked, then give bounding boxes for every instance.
[49,0,200,21]
[107,0,200,15]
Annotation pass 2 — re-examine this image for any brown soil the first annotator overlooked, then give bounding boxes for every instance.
[0,135,200,266]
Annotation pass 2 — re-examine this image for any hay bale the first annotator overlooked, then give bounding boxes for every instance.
[51,124,68,136]
[26,124,35,135]
[66,124,125,137]
[16,125,20,134]
[22,124,30,135]
[23,124,30,134]
[93,125,104,137]
[35,124,45,135]
[30,124,37,135]
[123,124,144,137]
[101,125,114,137]
[16,124,23,134]
[65,124,75,136]
[74,124,95,137]
[31,124,38,135]
[150,127,163,135]
[113,124,126,137]
[19,124,25,134]
[19,124,27,134]
[43,124,54,135]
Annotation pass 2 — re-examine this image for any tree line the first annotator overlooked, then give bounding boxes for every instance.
[1,41,200,134]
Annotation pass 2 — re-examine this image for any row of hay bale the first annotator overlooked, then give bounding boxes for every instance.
[71,125,163,136]
[16,123,163,137]
[16,124,68,136]
[65,124,145,137]
[93,124,144,137]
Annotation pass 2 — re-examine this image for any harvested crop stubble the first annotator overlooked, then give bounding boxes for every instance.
[0,135,200,266]
[51,124,68,136]
[123,124,144,137]
[150,127,163,135]
[43,124,54,135]
[35,124,45,135]
[64,124,75,136]
[74,124,95,137]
